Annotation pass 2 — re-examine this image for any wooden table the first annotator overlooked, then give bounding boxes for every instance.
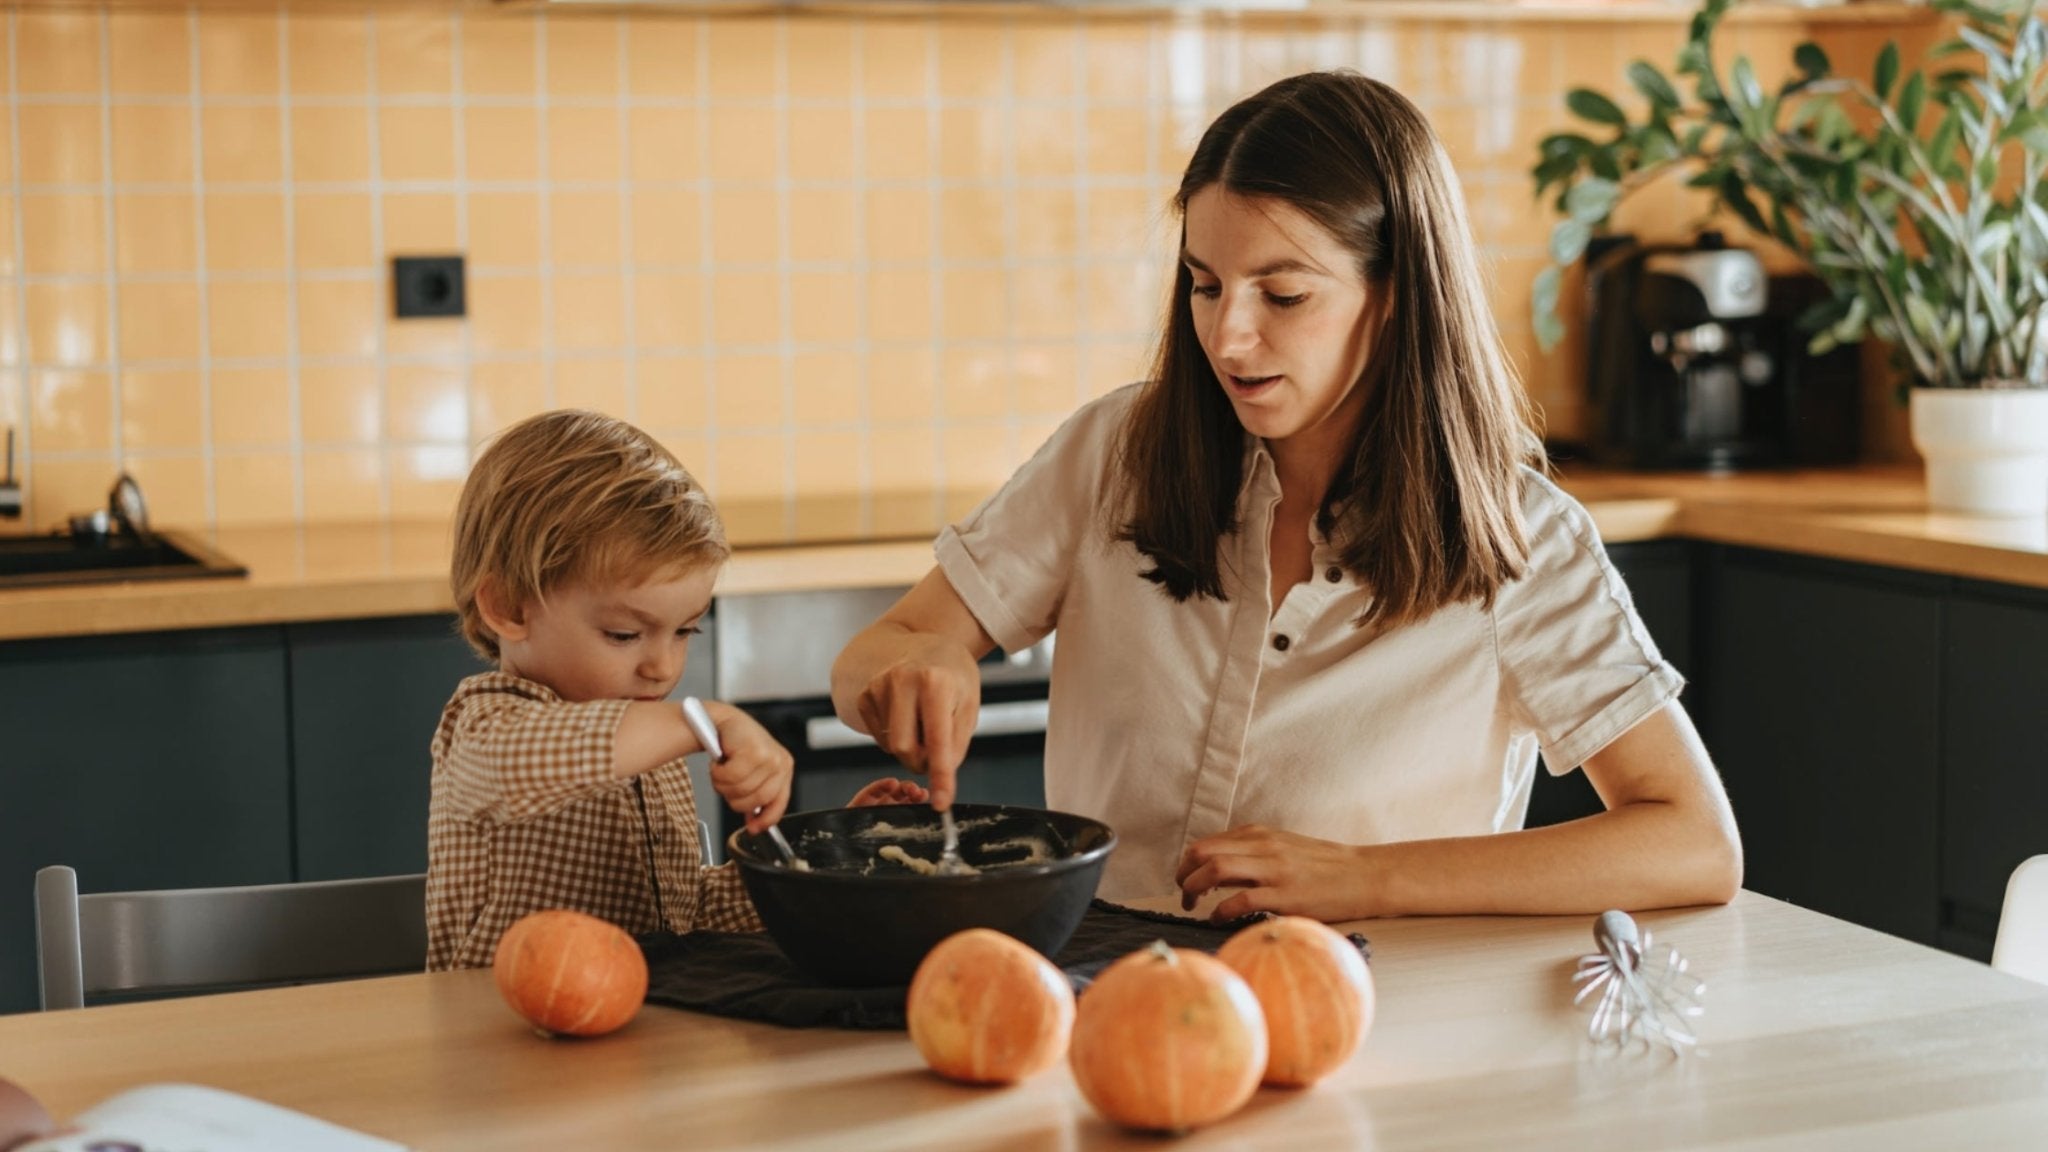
[6,893,2048,1150]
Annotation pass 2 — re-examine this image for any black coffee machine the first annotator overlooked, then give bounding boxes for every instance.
[1582,232,1861,470]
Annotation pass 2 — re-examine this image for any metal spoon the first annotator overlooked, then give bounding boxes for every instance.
[680,696,800,869]
[936,807,971,876]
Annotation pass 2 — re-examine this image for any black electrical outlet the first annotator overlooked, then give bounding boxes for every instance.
[392,255,466,318]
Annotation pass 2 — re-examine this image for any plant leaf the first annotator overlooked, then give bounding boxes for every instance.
[1875,42,1900,100]
[1794,41,1831,79]
[1564,177,1621,221]
[1567,89,1628,127]
[1550,219,1593,265]
[1898,70,1927,131]
[1627,60,1683,111]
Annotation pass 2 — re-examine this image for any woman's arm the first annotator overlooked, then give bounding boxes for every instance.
[829,567,998,810]
[1176,701,1743,921]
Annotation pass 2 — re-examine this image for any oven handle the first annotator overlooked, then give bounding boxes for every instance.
[803,699,1049,751]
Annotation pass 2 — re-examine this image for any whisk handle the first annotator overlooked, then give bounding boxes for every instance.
[1595,909,1643,969]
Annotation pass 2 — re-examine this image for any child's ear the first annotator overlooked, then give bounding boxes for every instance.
[474,577,531,644]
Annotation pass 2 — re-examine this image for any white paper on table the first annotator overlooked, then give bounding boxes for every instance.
[17,1083,409,1152]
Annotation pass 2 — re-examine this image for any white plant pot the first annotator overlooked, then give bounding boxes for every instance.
[1910,387,2048,517]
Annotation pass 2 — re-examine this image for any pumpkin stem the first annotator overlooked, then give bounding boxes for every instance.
[1147,939,1176,964]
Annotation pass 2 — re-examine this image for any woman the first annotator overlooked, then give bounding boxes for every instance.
[831,71,1741,922]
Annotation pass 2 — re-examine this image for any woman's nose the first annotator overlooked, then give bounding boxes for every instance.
[1206,292,1257,359]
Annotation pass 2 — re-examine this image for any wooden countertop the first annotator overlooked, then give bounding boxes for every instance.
[3,464,2046,643]
[4,892,2046,1150]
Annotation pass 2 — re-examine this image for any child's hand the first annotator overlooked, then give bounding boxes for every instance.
[847,777,929,808]
[702,702,795,834]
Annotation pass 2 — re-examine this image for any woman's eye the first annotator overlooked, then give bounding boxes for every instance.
[603,630,639,643]
[1189,282,1221,299]
[677,625,703,638]
[1266,292,1307,308]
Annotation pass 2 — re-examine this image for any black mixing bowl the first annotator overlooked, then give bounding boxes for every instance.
[726,803,1116,988]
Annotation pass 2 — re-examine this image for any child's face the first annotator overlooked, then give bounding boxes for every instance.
[499,564,718,703]
[1181,186,1386,452]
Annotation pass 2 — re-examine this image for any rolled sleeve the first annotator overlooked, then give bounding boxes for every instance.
[934,385,1135,654]
[1493,474,1685,774]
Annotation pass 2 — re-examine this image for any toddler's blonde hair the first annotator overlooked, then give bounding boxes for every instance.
[451,409,727,661]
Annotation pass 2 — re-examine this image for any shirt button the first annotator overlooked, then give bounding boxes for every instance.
[1325,566,1343,583]
[1272,634,1291,652]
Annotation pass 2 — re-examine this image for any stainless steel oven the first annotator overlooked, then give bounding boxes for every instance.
[705,586,1052,855]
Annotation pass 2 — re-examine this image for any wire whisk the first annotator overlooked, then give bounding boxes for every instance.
[1571,909,1705,1055]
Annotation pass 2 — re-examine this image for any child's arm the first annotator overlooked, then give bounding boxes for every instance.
[618,698,794,834]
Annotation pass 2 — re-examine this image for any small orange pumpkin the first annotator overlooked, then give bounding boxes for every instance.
[1217,916,1375,1087]
[493,909,648,1038]
[906,928,1075,1084]
[1070,940,1268,1133]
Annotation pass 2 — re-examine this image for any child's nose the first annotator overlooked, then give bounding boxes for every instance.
[641,645,684,684]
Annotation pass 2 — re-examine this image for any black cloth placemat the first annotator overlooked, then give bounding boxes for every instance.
[637,901,1371,1031]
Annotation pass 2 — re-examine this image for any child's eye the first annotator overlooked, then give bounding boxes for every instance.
[677,625,703,638]
[603,630,639,643]
[1266,292,1307,308]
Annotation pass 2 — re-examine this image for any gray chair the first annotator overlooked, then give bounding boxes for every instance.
[34,866,428,1011]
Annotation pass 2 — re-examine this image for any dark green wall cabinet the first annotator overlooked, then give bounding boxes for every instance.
[0,616,482,1014]
[289,617,489,881]
[1696,548,1944,947]
[0,627,295,1015]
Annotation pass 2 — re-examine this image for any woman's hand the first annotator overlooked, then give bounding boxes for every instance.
[846,777,930,807]
[1176,825,1374,922]
[849,633,983,809]
[831,568,999,813]
[702,701,795,834]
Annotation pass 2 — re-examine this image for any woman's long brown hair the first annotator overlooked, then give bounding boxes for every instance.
[1112,70,1542,628]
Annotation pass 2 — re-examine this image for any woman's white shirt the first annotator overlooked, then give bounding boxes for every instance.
[935,385,1683,901]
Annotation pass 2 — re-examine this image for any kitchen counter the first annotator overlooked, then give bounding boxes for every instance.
[4,464,2047,642]
[4,891,2046,1150]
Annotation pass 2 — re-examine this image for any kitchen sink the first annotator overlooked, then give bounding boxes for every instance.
[0,530,248,590]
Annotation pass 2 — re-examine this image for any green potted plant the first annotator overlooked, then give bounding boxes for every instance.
[1532,0,2048,516]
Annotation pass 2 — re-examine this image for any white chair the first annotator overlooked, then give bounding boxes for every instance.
[34,866,427,1011]
[1992,854,2048,986]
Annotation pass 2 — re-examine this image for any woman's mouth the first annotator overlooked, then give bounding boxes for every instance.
[1227,374,1282,396]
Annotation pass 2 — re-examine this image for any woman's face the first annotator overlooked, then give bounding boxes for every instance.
[1182,186,1387,451]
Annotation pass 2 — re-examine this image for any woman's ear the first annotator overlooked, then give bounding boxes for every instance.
[474,577,530,644]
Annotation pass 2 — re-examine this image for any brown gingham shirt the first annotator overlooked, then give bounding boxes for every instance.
[426,671,762,970]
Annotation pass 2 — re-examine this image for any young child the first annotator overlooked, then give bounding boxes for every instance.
[427,409,925,970]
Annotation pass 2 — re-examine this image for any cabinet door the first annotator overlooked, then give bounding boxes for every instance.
[287,616,488,881]
[1698,547,1943,945]
[1525,539,1695,829]
[1941,582,2048,961]
[0,627,292,1013]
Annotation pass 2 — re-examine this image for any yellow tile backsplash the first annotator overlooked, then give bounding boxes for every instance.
[0,2,1907,537]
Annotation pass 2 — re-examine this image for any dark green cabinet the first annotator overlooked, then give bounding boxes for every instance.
[1940,581,2048,961]
[0,627,293,1014]
[1697,547,1943,946]
[288,616,487,881]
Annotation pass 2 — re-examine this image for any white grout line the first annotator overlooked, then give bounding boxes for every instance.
[278,2,305,524]
[615,15,636,427]
[6,12,32,525]
[451,6,473,459]
[354,5,378,520]
[536,11,554,409]
[188,4,215,527]
[96,10,121,476]
[774,14,794,541]
[849,20,872,538]
[923,17,943,530]
[694,15,715,491]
